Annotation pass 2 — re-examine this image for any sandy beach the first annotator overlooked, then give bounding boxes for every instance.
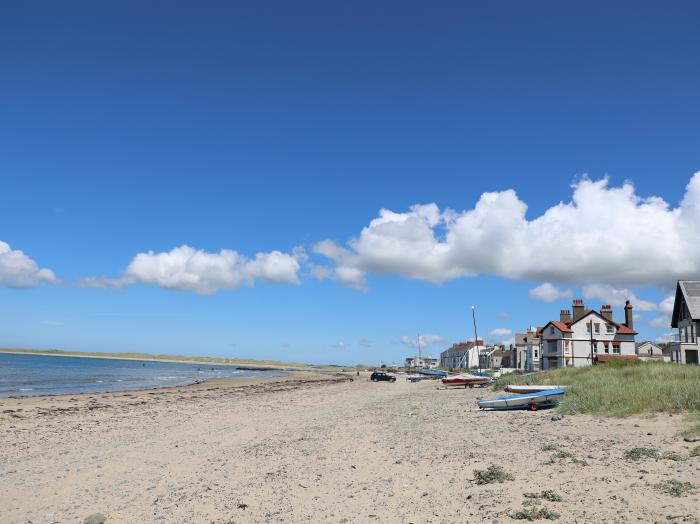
[1,372,699,523]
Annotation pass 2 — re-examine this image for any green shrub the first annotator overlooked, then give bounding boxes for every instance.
[473,464,514,485]
[623,447,659,461]
[655,479,696,497]
[512,507,560,521]
[523,490,563,502]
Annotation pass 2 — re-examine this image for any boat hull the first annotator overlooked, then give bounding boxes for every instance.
[442,373,492,387]
[504,385,567,394]
[477,389,565,410]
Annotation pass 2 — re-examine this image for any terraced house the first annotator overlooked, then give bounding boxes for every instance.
[670,280,700,365]
[538,299,637,369]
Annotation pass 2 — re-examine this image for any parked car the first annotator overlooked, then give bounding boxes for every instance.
[370,371,396,382]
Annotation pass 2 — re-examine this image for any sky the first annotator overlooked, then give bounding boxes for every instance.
[1,1,700,365]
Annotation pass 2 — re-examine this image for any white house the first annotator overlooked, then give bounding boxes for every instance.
[515,327,541,371]
[440,340,485,369]
[404,356,439,369]
[669,281,700,365]
[635,341,667,362]
[538,299,637,369]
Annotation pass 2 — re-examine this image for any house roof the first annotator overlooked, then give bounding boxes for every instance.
[542,309,637,336]
[541,321,573,333]
[635,341,661,349]
[671,281,700,327]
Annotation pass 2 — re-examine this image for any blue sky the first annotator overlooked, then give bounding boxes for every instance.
[1,1,699,364]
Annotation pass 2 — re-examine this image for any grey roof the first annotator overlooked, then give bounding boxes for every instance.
[672,281,700,327]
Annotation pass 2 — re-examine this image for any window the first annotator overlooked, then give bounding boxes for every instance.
[594,323,600,334]
[606,324,614,334]
[613,343,621,354]
[604,342,609,354]
[564,340,570,353]
[586,323,591,333]
[534,350,538,358]
[549,326,555,335]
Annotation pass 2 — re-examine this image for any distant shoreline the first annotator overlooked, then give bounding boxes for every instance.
[0,348,311,371]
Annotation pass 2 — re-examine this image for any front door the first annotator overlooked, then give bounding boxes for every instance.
[686,350,699,365]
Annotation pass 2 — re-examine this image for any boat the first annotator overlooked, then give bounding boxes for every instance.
[419,369,448,379]
[476,389,565,411]
[503,385,567,394]
[442,372,492,388]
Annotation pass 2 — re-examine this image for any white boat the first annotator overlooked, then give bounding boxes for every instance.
[504,384,567,394]
[477,389,565,411]
[442,372,492,388]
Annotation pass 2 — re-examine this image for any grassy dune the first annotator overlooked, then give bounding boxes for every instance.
[0,348,307,368]
[493,361,700,424]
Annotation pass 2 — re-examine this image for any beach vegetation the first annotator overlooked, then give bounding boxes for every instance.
[511,506,560,521]
[492,361,700,422]
[654,479,696,497]
[690,446,700,457]
[523,490,563,502]
[540,443,558,452]
[623,447,659,461]
[473,464,514,484]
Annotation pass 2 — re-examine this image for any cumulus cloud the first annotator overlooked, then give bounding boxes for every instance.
[314,173,700,289]
[650,316,670,328]
[0,241,57,288]
[582,284,657,311]
[659,295,675,314]
[489,328,512,339]
[529,282,573,302]
[400,334,445,349]
[85,245,301,294]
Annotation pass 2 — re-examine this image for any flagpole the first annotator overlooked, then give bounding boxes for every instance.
[472,306,481,373]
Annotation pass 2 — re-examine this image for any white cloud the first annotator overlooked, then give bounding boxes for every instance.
[86,245,301,294]
[659,295,675,314]
[489,327,512,339]
[497,311,509,320]
[400,334,445,349]
[582,284,657,311]
[314,173,700,289]
[529,282,573,302]
[358,339,371,348]
[655,332,676,344]
[650,316,670,328]
[0,241,57,288]
[332,341,347,349]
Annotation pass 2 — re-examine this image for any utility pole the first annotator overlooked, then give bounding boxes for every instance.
[589,319,594,365]
[472,306,481,373]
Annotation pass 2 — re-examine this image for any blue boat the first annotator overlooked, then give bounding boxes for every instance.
[418,369,448,378]
[477,388,565,411]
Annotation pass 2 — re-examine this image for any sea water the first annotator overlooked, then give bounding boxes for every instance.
[0,352,285,397]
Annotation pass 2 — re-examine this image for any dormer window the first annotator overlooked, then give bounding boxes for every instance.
[606,324,614,334]
[550,326,555,334]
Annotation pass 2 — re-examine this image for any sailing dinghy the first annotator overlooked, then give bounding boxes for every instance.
[477,388,565,411]
[504,384,567,394]
[442,372,492,388]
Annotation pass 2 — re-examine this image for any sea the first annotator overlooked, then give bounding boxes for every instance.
[0,352,286,398]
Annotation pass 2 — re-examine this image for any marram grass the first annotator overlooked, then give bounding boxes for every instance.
[493,361,700,417]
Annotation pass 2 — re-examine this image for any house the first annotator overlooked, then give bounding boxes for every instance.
[479,345,516,369]
[515,327,541,371]
[404,356,439,369]
[538,299,637,369]
[440,340,485,369]
[669,281,700,365]
[635,341,668,362]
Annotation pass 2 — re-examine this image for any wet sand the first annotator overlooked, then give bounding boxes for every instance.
[1,373,699,523]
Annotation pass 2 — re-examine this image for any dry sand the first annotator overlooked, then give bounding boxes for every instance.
[1,372,699,523]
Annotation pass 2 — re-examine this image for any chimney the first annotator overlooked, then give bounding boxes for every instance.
[624,300,633,329]
[572,299,585,322]
[601,304,613,322]
[560,309,571,323]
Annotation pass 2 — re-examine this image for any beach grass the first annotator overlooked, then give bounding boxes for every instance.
[0,347,307,368]
[492,361,700,418]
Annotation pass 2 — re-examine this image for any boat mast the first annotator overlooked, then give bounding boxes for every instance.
[472,306,481,373]
[416,333,421,370]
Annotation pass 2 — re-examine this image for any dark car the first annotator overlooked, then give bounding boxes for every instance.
[370,371,396,382]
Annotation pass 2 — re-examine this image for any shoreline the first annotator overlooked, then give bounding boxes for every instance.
[0,348,315,371]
